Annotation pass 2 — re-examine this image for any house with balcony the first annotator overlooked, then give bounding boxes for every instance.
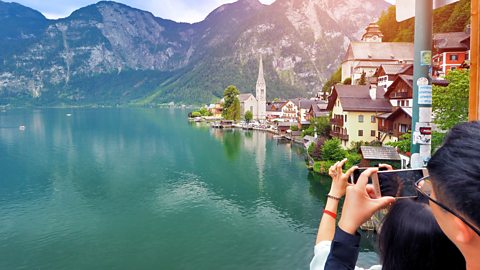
[306,102,329,120]
[266,100,298,122]
[432,31,470,78]
[377,107,412,144]
[327,85,392,148]
[374,64,413,91]
[384,75,413,108]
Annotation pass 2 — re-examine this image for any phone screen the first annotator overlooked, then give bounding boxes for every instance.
[377,169,424,198]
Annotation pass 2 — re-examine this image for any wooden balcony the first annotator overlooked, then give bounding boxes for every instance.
[330,117,344,127]
[392,92,410,99]
[330,131,349,141]
[378,126,393,134]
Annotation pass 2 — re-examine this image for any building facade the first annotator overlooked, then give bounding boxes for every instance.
[341,23,414,84]
[327,85,392,148]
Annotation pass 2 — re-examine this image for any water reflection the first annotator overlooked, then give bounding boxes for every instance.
[0,109,378,270]
[222,130,242,160]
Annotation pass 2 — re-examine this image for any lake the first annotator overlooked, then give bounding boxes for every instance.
[0,108,378,269]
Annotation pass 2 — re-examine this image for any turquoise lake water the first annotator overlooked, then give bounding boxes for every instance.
[0,108,378,269]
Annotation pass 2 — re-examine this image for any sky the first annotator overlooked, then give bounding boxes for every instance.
[11,0,277,23]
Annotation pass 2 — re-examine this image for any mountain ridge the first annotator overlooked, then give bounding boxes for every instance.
[0,0,390,105]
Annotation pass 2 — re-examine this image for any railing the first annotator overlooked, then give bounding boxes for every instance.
[330,117,344,127]
[392,92,410,99]
[330,131,349,141]
[378,126,393,134]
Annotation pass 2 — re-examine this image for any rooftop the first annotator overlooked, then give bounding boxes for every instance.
[344,42,414,62]
[360,146,401,161]
[328,85,392,112]
[434,32,470,51]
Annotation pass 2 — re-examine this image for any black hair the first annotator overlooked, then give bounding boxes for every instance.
[427,121,480,227]
[378,199,465,270]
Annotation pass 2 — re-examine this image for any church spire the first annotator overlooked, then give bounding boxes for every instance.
[256,56,266,88]
[255,55,266,121]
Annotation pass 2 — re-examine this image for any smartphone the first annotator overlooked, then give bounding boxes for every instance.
[350,166,387,184]
[371,168,428,198]
[350,168,369,184]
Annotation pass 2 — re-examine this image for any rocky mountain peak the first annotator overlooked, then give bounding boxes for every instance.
[0,0,390,105]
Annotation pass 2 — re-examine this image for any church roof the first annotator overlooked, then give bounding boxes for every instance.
[238,93,255,102]
[344,42,414,63]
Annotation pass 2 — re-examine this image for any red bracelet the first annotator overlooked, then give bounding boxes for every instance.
[323,209,337,219]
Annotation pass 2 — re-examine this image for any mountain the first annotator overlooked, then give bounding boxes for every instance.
[0,0,390,105]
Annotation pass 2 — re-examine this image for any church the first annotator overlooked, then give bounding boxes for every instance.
[239,57,267,122]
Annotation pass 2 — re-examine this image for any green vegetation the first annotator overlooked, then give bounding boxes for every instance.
[302,117,331,137]
[377,0,471,42]
[386,132,447,154]
[387,133,412,154]
[244,110,253,123]
[311,138,348,175]
[290,125,299,132]
[433,69,470,131]
[358,71,367,85]
[343,78,352,85]
[222,85,241,121]
[322,67,342,93]
[190,107,213,118]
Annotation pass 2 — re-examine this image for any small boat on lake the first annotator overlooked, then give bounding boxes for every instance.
[220,120,234,128]
[19,125,26,131]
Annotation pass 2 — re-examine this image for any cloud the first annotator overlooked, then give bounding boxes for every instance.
[12,0,278,23]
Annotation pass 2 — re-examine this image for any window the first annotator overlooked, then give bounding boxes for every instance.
[399,124,408,133]
[358,115,364,123]
[406,100,410,107]
[371,116,376,123]
[345,115,347,123]
[371,130,376,137]
[381,119,384,126]
[450,54,458,61]
[358,130,363,136]
[451,67,457,71]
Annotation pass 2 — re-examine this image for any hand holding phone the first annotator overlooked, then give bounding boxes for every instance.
[338,168,396,234]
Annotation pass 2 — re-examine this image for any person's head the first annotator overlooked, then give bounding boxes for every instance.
[427,122,480,256]
[378,199,465,270]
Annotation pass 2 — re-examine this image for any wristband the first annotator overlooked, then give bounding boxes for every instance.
[323,209,337,219]
[327,194,341,201]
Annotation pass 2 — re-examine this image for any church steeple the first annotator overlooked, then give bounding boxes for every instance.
[255,55,266,121]
[256,56,266,88]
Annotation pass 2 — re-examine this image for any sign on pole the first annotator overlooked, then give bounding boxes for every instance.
[396,0,460,22]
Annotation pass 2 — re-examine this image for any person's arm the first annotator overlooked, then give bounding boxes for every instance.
[315,159,357,244]
[324,168,395,270]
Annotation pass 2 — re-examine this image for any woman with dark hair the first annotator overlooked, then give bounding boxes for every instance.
[310,159,465,270]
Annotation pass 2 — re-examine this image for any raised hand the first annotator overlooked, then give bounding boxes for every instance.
[328,158,357,198]
[338,168,396,234]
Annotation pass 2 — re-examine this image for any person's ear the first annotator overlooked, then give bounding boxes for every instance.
[453,216,475,244]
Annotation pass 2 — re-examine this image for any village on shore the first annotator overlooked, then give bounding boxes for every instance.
[190,23,471,172]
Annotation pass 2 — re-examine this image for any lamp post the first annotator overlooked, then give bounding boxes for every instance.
[410,0,434,168]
